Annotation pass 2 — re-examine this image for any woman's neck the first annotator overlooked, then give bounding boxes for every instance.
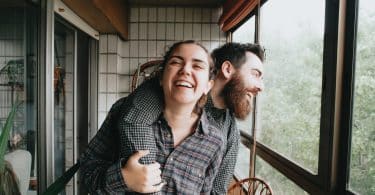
[163,105,197,130]
[163,104,199,146]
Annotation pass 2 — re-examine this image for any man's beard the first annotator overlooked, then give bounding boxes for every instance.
[221,73,252,120]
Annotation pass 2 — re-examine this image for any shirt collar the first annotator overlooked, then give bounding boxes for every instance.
[158,110,210,135]
[199,110,210,135]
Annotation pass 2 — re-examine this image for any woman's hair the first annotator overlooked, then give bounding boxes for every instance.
[159,40,214,114]
[159,40,215,80]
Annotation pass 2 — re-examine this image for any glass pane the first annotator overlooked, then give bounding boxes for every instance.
[349,0,375,194]
[259,0,325,172]
[54,20,75,194]
[234,143,251,180]
[232,16,255,43]
[256,157,308,195]
[0,3,39,194]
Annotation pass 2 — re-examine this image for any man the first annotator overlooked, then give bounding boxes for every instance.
[80,42,265,194]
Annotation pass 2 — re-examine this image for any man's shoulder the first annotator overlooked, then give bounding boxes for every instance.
[205,104,235,126]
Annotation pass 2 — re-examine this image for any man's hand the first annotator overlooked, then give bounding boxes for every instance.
[122,150,165,193]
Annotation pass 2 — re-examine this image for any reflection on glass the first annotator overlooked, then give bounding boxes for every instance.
[54,20,75,194]
[256,157,308,195]
[349,0,375,194]
[233,16,255,43]
[0,3,39,193]
[234,143,251,180]
[259,0,325,172]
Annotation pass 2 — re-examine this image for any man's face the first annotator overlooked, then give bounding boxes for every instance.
[222,52,264,120]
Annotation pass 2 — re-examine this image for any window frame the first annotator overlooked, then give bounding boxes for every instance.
[229,0,360,194]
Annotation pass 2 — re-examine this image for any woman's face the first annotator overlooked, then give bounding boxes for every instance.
[162,43,212,107]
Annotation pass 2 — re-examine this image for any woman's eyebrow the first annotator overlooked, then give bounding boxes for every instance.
[170,55,208,65]
[169,55,184,60]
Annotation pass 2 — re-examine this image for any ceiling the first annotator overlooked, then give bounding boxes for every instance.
[127,0,224,7]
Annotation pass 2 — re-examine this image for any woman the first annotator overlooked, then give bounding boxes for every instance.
[120,40,224,194]
[80,40,224,194]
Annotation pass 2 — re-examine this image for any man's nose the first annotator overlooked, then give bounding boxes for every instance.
[256,80,264,92]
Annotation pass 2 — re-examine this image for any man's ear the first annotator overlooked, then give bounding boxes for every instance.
[221,60,235,79]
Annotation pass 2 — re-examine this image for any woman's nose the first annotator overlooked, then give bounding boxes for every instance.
[178,64,192,75]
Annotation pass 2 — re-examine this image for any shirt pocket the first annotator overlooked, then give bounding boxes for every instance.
[183,163,205,192]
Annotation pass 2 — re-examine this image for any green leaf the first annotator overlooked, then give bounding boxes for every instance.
[42,162,80,195]
[0,101,21,173]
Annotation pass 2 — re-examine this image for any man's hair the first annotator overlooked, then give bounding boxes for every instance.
[211,42,265,71]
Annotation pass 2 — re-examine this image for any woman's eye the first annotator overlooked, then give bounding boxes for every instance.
[193,64,205,69]
[168,60,182,65]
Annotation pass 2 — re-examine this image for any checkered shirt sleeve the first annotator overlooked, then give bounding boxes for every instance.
[80,98,130,194]
[206,98,240,194]
[211,120,240,194]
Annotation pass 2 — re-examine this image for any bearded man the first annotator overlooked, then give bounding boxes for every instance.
[80,42,265,194]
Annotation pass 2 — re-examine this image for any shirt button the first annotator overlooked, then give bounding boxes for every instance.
[166,133,171,138]
[170,157,174,161]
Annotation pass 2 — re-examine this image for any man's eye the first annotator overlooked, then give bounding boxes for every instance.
[251,70,260,78]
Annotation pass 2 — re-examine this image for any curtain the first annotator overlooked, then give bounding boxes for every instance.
[218,0,259,32]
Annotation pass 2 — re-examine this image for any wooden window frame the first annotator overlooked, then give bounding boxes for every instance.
[230,0,360,194]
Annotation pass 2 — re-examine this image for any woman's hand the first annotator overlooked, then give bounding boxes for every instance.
[121,150,165,193]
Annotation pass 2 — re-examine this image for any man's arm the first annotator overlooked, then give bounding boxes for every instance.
[211,121,240,194]
[80,78,164,193]
[80,98,129,193]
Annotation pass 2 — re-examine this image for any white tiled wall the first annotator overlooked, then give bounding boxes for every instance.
[97,6,226,127]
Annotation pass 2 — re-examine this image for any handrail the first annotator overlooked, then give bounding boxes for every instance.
[42,161,80,195]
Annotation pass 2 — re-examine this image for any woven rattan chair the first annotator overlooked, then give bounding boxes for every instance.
[131,60,162,92]
[227,177,273,195]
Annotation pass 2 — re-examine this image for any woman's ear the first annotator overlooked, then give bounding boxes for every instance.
[221,60,235,79]
[204,80,214,94]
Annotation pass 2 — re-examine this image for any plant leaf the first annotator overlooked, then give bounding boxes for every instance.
[42,162,80,195]
[0,101,21,173]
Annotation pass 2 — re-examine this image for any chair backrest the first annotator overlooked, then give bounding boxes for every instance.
[227,177,273,195]
[131,60,162,92]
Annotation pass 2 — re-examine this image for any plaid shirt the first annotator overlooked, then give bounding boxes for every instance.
[154,112,224,194]
[80,78,239,194]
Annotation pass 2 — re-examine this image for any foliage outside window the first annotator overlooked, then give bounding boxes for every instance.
[259,0,325,173]
[234,143,250,180]
[349,0,375,194]
[256,157,308,195]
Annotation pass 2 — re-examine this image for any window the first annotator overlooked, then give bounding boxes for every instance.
[256,157,308,194]
[349,0,375,194]
[232,17,255,44]
[229,0,372,194]
[234,142,251,180]
[259,0,325,173]
[232,15,256,181]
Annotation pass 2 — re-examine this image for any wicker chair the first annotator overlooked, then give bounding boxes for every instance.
[227,177,273,195]
[131,60,162,92]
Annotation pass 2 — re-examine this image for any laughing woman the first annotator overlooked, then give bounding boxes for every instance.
[81,40,224,194]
